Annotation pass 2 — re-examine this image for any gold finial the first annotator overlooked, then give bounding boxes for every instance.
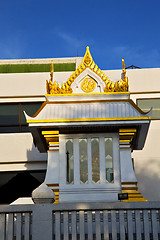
[122,58,126,80]
[50,60,53,82]
[83,46,93,66]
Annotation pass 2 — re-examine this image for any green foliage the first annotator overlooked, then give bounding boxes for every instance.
[0,63,76,73]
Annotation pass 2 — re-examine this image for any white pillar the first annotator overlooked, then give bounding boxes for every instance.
[41,130,60,203]
[44,150,59,184]
[120,146,137,182]
[119,129,137,185]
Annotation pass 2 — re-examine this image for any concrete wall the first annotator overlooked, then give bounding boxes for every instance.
[0,133,47,172]
[132,121,160,201]
[0,72,72,97]
[0,67,160,97]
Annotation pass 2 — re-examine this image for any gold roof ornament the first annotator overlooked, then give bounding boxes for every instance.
[114,58,129,92]
[83,46,93,66]
[46,47,129,94]
[50,60,53,81]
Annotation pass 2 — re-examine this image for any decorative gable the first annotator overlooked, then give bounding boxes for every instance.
[46,47,129,94]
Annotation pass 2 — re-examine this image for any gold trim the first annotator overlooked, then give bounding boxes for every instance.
[45,92,130,96]
[119,128,137,147]
[27,116,151,123]
[29,102,47,118]
[120,147,131,150]
[46,138,59,142]
[119,129,137,133]
[46,183,60,204]
[47,183,59,187]
[52,189,59,192]
[122,190,139,193]
[42,130,59,134]
[44,135,59,138]
[42,130,59,151]
[46,47,129,94]
[119,133,135,136]
[119,140,131,142]
[48,149,59,152]
[121,181,137,185]
[49,142,59,146]
[122,190,147,202]
[122,187,138,190]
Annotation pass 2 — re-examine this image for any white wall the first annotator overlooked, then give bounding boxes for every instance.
[132,121,160,201]
[0,133,47,171]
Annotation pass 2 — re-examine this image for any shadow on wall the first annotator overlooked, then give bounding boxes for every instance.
[0,143,47,204]
[135,158,160,201]
[0,172,41,204]
[27,141,47,162]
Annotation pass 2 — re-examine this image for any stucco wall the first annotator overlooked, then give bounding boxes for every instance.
[0,133,47,171]
[132,121,160,201]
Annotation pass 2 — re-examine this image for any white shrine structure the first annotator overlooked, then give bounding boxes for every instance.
[25,47,151,203]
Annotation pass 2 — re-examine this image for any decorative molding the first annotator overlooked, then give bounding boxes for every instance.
[119,128,137,149]
[28,116,151,123]
[46,46,129,94]
[46,183,59,203]
[42,130,59,151]
[80,77,96,93]
[121,182,147,202]
[119,131,147,202]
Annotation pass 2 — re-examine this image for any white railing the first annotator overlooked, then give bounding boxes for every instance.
[0,202,160,240]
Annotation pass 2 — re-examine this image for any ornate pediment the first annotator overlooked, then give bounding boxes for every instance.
[46,47,129,94]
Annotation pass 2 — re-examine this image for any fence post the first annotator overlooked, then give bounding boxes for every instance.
[32,204,53,240]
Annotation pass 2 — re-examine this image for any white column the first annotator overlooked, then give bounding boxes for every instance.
[119,129,137,185]
[99,137,105,184]
[41,131,60,203]
[120,146,137,182]
[44,150,59,184]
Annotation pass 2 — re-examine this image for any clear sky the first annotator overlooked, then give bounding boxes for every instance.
[0,0,160,69]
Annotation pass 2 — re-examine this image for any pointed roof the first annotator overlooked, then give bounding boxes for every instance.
[46,47,129,94]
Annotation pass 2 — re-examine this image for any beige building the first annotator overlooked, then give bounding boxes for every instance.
[0,47,159,203]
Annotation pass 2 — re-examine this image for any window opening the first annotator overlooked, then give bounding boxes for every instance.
[64,135,115,185]
[137,98,160,120]
[0,102,42,133]
[79,138,88,184]
[66,139,74,184]
[105,138,114,183]
[91,138,100,184]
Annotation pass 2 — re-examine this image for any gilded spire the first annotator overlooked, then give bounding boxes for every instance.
[50,60,53,82]
[46,60,54,94]
[122,58,126,81]
[83,46,93,66]
[114,58,129,92]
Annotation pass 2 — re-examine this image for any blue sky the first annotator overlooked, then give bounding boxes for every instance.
[0,0,160,69]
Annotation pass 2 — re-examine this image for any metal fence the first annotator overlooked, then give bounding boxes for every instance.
[0,202,160,240]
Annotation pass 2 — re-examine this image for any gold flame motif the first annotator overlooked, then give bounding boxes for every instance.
[46,47,129,94]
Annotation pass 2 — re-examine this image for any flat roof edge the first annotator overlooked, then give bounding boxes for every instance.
[0,57,83,65]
